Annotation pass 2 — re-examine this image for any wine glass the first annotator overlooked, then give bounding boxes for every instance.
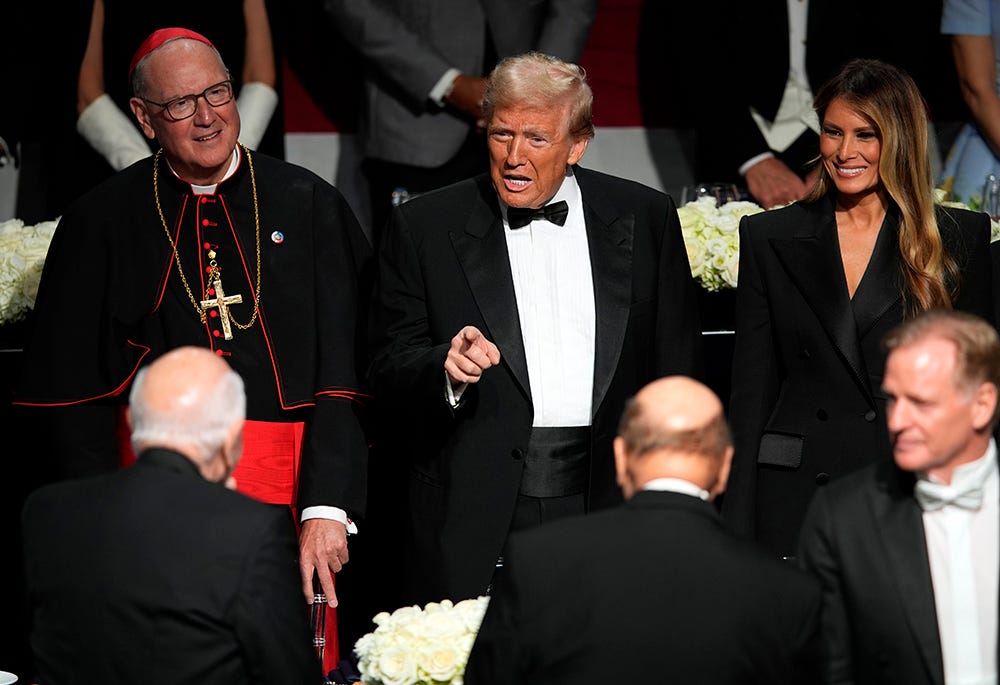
[680,181,742,206]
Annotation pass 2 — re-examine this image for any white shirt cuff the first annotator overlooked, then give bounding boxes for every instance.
[739,151,775,177]
[300,505,358,534]
[445,369,468,407]
[429,68,462,107]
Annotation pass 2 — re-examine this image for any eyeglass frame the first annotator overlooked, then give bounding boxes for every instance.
[140,79,235,122]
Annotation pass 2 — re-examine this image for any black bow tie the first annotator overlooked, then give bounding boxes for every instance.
[506,200,569,229]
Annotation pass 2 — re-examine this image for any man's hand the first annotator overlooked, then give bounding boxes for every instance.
[299,518,349,608]
[445,74,488,129]
[445,325,500,388]
[744,157,811,209]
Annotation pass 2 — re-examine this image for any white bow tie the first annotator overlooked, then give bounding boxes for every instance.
[914,479,985,512]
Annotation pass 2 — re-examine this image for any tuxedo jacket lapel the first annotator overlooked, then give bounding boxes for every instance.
[578,169,633,418]
[451,181,531,399]
[874,474,945,685]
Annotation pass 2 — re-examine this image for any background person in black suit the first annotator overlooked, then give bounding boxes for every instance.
[723,58,997,560]
[21,346,321,685]
[366,51,703,609]
[798,308,1000,684]
[464,375,821,685]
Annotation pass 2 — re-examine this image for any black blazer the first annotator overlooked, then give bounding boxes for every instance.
[21,450,321,685]
[797,458,999,684]
[366,166,703,605]
[723,195,995,557]
[464,490,822,685]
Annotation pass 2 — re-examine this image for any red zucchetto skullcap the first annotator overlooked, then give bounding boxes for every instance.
[128,27,215,84]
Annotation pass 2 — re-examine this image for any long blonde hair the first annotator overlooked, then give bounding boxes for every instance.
[805,58,958,316]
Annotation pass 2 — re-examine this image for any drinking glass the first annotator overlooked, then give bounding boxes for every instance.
[680,182,741,206]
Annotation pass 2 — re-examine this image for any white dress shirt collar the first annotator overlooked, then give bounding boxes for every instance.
[641,477,710,501]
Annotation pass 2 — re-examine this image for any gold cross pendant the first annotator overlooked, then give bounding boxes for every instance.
[200,273,243,340]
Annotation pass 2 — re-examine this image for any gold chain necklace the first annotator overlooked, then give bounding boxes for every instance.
[153,144,262,333]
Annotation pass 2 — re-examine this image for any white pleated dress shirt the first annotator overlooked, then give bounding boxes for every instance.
[503,171,595,428]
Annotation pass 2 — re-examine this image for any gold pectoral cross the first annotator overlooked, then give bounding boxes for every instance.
[200,273,243,340]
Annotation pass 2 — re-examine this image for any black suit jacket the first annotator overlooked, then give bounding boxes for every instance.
[21,450,321,685]
[724,196,995,557]
[464,490,822,685]
[797,458,999,684]
[366,166,703,604]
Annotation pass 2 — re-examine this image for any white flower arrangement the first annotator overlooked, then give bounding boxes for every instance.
[0,217,58,325]
[353,596,490,685]
[677,196,764,291]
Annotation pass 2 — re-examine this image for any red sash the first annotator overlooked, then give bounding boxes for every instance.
[232,420,304,504]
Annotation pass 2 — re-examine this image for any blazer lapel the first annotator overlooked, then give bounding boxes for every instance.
[874,468,946,685]
[451,177,531,398]
[576,168,633,416]
[770,199,872,402]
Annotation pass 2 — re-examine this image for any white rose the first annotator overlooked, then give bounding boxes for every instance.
[373,645,418,685]
[419,641,464,682]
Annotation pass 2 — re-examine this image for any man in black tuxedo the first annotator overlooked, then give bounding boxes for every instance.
[798,308,1000,684]
[366,52,703,607]
[464,376,821,684]
[21,347,321,685]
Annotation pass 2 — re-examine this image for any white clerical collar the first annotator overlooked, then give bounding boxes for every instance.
[920,439,997,490]
[500,167,581,226]
[641,477,710,501]
[165,146,240,195]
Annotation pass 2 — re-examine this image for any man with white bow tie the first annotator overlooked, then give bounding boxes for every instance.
[797,308,1000,685]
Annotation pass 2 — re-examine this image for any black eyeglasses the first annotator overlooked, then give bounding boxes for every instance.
[142,80,234,121]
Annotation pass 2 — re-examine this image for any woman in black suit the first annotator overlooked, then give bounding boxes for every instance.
[722,58,996,558]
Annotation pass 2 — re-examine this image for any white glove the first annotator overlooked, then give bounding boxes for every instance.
[76,93,151,171]
[237,81,278,150]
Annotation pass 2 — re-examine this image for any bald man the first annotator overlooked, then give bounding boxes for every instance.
[21,347,321,685]
[464,376,822,685]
